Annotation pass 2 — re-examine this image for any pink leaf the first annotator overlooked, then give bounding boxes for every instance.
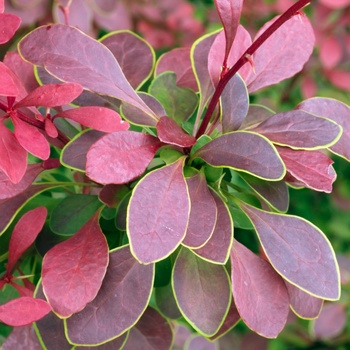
[327,69,350,92]
[42,212,109,317]
[319,0,350,9]
[0,62,19,97]
[0,0,3,13]
[86,131,162,184]
[128,158,190,264]
[230,239,289,338]
[44,118,58,138]
[0,297,51,326]
[0,13,21,44]
[319,36,342,69]
[7,207,47,273]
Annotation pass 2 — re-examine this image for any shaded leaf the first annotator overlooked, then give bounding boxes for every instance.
[0,13,21,44]
[0,62,19,96]
[99,184,129,208]
[240,104,274,130]
[2,325,42,350]
[186,335,218,350]
[155,283,182,320]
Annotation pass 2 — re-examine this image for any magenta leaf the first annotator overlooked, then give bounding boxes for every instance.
[277,146,336,193]
[0,297,51,326]
[241,204,340,300]
[173,247,231,336]
[0,62,19,97]
[183,172,217,248]
[296,98,350,161]
[100,30,155,90]
[55,106,129,132]
[156,116,196,147]
[65,246,154,345]
[14,83,83,108]
[0,13,21,44]
[122,307,173,350]
[247,15,314,93]
[193,131,285,181]
[251,110,341,150]
[42,212,109,317]
[7,207,47,273]
[86,131,162,185]
[0,0,3,13]
[192,189,233,264]
[128,157,189,264]
[230,239,289,338]
[285,282,323,319]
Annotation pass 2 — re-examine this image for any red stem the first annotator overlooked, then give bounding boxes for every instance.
[196,0,312,138]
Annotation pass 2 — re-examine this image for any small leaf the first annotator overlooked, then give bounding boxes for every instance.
[127,157,189,264]
[155,283,182,319]
[0,13,21,44]
[0,62,19,96]
[240,104,274,130]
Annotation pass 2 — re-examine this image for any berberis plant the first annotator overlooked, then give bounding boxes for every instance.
[1,0,350,347]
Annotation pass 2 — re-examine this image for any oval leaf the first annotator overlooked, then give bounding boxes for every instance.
[0,61,19,96]
[0,13,21,44]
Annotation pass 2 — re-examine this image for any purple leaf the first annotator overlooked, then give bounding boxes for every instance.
[241,204,341,300]
[183,172,217,248]
[0,62,19,96]
[192,189,233,264]
[42,212,109,317]
[0,13,21,44]
[86,131,162,185]
[156,116,196,147]
[240,104,274,130]
[251,110,341,149]
[173,247,231,336]
[193,131,285,180]
[2,325,42,350]
[65,246,154,345]
[155,284,182,320]
[247,15,314,93]
[230,239,289,338]
[187,335,218,350]
[128,157,189,264]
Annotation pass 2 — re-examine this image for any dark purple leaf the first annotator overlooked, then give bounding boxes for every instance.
[155,284,182,319]
[240,104,274,130]
[86,131,162,185]
[187,336,218,350]
[173,247,231,336]
[0,13,21,44]
[128,157,189,264]
[193,131,285,180]
[42,212,109,317]
[99,184,129,208]
[65,246,154,345]
[2,325,42,350]
[74,335,127,350]
[241,204,340,300]
[230,239,289,338]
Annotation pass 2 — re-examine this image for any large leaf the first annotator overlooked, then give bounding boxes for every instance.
[251,110,342,150]
[42,212,109,317]
[173,247,231,336]
[86,131,162,184]
[127,157,190,264]
[18,24,155,117]
[0,13,21,44]
[65,246,154,345]
[241,204,340,300]
[2,325,42,350]
[0,62,19,96]
[193,131,285,181]
[230,239,289,338]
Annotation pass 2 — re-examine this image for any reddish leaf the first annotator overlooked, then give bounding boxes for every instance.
[15,83,83,108]
[0,62,19,96]
[156,116,196,147]
[319,0,350,8]
[319,36,342,69]
[2,325,42,350]
[173,248,231,336]
[0,297,51,326]
[42,212,109,317]
[193,131,285,180]
[192,189,233,264]
[183,173,217,248]
[0,123,27,184]
[0,0,3,13]
[241,204,340,300]
[55,106,129,132]
[7,207,47,273]
[65,246,154,345]
[327,69,350,91]
[230,239,289,338]
[247,15,314,93]
[44,118,58,138]
[128,158,189,264]
[277,146,336,193]
[86,131,162,185]
[0,13,21,44]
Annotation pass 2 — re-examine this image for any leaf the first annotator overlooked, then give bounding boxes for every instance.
[0,62,19,96]
[155,283,182,320]
[182,172,217,248]
[230,239,289,338]
[7,207,47,273]
[127,157,190,264]
[149,72,198,124]
[277,146,336,193]
[86,131,162,185]
[241,204,341,300]
[193,131,285,181]
[100,30,155,90]
[192,189,233,264]
[42,212,109,317]
[0,297,51,326]
[173,247,231,336]
[156,116,196,148]
[240,104,274,130]
[247,15,314,93]
[65,246,154,345]
[319,36,342,69]
[251,110,342,150]
[14,83,83,108]
[1,325,42,350]
[0,13,21,44]
[186,335,218,350]
[18,24,155,117]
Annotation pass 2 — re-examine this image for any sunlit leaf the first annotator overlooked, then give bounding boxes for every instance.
[0,62,19,96]
[0,13,21,44]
